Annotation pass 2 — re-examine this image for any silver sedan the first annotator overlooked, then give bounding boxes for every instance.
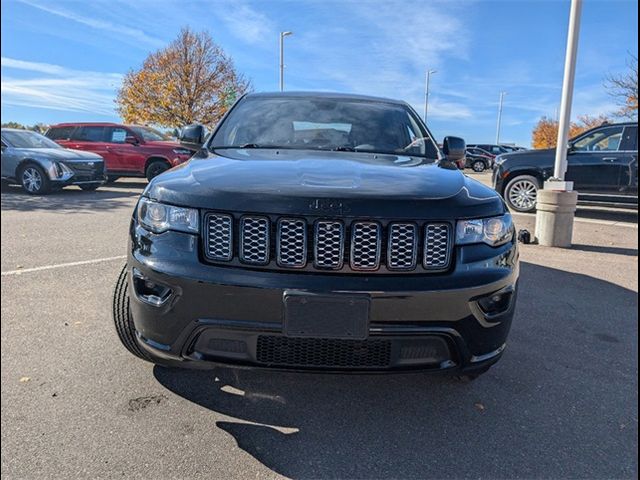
[1,129,106,195]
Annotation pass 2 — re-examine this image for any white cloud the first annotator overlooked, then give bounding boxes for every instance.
[17,0,164,48]
[1,57,122,116]
[213,0,275,45]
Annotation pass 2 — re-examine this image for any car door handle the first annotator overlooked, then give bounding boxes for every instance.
[602,157,618,162]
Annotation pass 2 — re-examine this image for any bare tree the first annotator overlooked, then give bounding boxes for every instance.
[605,53,638,120]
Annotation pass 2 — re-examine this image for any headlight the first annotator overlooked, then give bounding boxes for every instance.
[137,197,198,234]
[172,148,193,155]
[52,161,73,178]
[456,214,514,246]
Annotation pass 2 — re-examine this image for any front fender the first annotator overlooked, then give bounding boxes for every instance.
[17,157,58,180]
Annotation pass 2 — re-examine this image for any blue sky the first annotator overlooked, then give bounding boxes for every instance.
[1,0,637,147]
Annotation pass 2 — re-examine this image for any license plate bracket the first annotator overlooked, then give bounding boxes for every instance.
[283,293,370,340]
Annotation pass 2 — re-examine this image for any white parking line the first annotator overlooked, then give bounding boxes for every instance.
[1,255,126,276]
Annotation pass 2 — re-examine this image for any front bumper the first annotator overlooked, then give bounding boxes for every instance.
[127,223,519,373]
[48,163,106,188]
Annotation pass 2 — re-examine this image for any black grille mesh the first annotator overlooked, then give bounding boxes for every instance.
[424,224,452,269]
[240,216,270,264]
[256,336,392,368]
[277,218,307,267]
[205,214,233,261]
[387,223,418,270]
[350,222,381,270]
[314,221,344,269]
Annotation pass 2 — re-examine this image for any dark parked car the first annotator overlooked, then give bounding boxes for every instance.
[494,122,638,212]
[1,128,105,194]
[465,147,495,172]
[468,144,510,156]
[113,92,519,380]
[46,123,195,181]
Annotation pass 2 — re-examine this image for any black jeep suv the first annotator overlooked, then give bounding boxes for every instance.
[494,122,638,212]
[113,92,519,379]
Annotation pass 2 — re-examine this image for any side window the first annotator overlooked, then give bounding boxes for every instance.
[106,127,129,143]
[46,126,75,140]
[73,126,106,142]
[619,126,638,151]
[572,126,624,152]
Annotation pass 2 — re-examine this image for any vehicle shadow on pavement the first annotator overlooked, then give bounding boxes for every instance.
[153,262,638,479]
[570,243,638,257]
[0,183,142,213]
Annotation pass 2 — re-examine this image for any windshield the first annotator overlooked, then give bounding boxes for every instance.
[2,130,62,149]
[129,126,167,142]
[211,96,439,159]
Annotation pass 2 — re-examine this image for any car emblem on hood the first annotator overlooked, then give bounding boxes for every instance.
[309,199,350,215]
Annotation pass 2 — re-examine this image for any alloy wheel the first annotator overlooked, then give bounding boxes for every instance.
[22,167,42,193]
[508,179,538,210]
[472,161,486,173]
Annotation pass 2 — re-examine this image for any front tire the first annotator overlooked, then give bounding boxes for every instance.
[80,184,100,191]
[19,163,51,195]
[471,160,486,173]
[145,160,170,181]
[504,175,540,212]
[112,265,155,363]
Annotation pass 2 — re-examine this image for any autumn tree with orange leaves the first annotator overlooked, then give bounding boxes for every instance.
[116,28,250,128]
[531,114,612,149]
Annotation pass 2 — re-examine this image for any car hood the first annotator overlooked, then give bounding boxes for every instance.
[17,148,103,162]
[145,149,505,219]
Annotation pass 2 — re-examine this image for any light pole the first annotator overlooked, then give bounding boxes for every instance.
[495,91,507,145]
[535,0,582,248]
[424,69,437,124]
[279,31,293,92]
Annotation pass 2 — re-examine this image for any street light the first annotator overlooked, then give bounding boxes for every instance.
[424,69,437,124]
[495,91,507,145]
[279,31,293,92]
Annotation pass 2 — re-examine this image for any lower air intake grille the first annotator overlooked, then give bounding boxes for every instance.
[256,336,392,368]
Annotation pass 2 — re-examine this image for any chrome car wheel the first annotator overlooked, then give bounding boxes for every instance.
[472,160,486,173]
[507,178,538,211]
[22,167,43,193]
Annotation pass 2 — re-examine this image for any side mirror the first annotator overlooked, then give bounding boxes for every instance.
[180,124,207,148]
[125,136,139,145]
[442,136,466,162]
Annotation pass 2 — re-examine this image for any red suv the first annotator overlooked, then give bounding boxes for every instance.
[45,123,195,181]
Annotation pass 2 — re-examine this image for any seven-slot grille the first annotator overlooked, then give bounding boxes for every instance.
[204,213,453,273]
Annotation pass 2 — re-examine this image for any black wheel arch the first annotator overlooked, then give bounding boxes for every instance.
[500,168,546,195]
[144,156,171,173]
[16,158,50,180]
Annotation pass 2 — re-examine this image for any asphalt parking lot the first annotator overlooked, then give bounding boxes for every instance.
[1,172,638,479]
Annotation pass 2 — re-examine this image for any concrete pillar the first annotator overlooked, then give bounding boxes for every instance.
[535,189,578,247]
